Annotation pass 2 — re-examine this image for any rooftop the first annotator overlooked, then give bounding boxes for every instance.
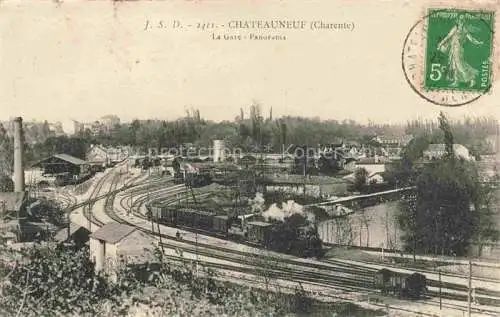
[247,221,274,227]
[53,223,90,243]
[32,153,87,167]
[53,154,87,165]
[356,156,391,164]
[265,174,348,185]
[426,144,468,152]
[90,223,136,244]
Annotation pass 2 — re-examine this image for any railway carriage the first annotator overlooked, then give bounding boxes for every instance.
[177,208,196,227]
[193,210,215,230]
[246,221,274,247]
[149,204,176,224]
[213,215,229,234]
[374,268,427,299]
[149,204,275,248]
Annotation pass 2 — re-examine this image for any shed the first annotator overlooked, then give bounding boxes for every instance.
[53,223,91,247]
[32,154,90,177]
[0,192,27,244]
[89,223,157,280]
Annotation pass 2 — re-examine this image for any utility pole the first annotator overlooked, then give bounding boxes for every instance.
[439,269,442,310]
[468,259,472,317]
[150,209,155,235]
[128,190,132,215]
[303,146,307,199]
[67,208,71,241]
[156,217,164,255]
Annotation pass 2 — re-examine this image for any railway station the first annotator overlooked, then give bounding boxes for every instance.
[2,114,500,317]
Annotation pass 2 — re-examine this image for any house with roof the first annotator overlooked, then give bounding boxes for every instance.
[0,191,27,244]
[32,153,91,180]
[423,144,474,161]
[86,145,129,167]
[86,145,109,166]
[53,223,91,248]
[344,157,358,172]
[89,223,157,281]
[373,135,414,148]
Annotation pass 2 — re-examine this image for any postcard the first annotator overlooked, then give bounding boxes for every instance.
[0,0,499,316]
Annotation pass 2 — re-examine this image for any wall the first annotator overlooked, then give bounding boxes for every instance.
[104,243,119,278]
[356,164,386,175]
[266,184,321,198]
[89,238,105,272]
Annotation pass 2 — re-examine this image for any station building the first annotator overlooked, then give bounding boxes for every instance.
[32,153,91,182]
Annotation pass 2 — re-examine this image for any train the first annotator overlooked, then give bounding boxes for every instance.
[147,203,269,244]
[374,268,428,299]
[146,203,322,257]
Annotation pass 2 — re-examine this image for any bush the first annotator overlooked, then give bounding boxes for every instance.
[0,244,116,316]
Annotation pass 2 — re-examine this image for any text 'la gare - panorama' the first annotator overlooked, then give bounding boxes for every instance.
[227,20,354,30]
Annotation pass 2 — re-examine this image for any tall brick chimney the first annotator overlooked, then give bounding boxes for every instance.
[13,117,25,193]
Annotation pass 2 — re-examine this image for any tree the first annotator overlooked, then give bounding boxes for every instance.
[333,217,356,246]
[360,211,372,247]
[397,112,499,257]
[438,111,454,159]
[1,244,114,316]
[0,174,14,192]
[353,168,369,192]
[0,124,13,176]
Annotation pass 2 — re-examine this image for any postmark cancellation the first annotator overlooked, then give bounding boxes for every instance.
[402,4,497,107]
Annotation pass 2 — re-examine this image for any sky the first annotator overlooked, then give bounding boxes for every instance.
[0,0,499,132]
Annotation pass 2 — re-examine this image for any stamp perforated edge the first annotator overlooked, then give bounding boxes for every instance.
[419,2,498,96]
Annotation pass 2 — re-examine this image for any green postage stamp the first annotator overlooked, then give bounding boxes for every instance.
[424,9,494,93]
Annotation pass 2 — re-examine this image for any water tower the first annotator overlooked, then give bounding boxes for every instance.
[213,140,226,163]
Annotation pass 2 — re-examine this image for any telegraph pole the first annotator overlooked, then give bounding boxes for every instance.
[439,269,442,310]
[156,216,164,255]
[468,259,472,317]
[303,146,307,199]
[67,206,71,240]
[128,190,132,215]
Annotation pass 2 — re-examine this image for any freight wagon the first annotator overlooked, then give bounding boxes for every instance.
[146,204,326,255]
[246,221,274,247]
[149,204,178,225]
[213,215,229,234]
[374,268,427,299]
[147,203,227,235]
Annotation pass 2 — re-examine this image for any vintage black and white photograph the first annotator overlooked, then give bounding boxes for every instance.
[0,0,499,316]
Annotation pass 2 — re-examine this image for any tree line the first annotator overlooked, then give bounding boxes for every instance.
[0,105,497,177]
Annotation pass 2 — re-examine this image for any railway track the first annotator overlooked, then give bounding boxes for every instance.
[156,242,500,316]
[118,186,500,293]
[158,253,448,317]
[119,183,186,215]
[105,186,500,316]
[82,169,117,227]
